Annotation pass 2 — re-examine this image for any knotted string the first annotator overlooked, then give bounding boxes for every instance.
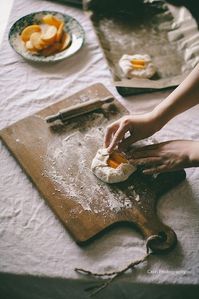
[75,234,164,296]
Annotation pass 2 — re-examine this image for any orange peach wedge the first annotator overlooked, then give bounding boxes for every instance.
[42,14,62,29]
[60,32,71,51]
[56,21,64,42]
[131,59,146,69]
[21,24,41,42]
[41,25,57,46]
[30,32,45,50]
[107,159,120,169]
[107,152,128,169]
[25,40,37,52]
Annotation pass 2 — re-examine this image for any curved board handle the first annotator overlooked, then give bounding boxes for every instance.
[118,170,186,253]
[135,212,177,253]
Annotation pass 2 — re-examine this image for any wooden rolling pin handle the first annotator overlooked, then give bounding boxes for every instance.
[45,96,114,123]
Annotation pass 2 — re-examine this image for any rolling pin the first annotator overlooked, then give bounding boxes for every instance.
[45,95,114,123]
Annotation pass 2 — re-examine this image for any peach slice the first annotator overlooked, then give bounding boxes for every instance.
[25,40,37,52]
[131,59,146,69]
[41,25,57,46]
[30,32,45,50]
[110,152,128,164]
[132,65,145,69]
[42,14,62,29]
[21,25,41,42]
[59,32,71,51]
[107,152,128,169]
[131,59,145,66]
[56,21,64,42]
[107,159,120,169]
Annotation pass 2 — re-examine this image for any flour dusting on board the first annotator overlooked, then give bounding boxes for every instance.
[44,111,155,215]
[44,111,139,214]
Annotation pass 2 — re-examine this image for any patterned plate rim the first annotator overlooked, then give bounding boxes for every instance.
[8,10,85,63]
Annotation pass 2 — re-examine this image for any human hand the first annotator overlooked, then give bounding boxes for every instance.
[104,113,160,152]
[130,140,199,174]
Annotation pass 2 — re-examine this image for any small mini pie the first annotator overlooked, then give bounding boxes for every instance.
[119,54,156,79]
[91,148,136,184]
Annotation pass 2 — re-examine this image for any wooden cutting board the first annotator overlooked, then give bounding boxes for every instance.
[0,83,186,252]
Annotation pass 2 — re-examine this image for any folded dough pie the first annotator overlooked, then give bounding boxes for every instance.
[119,54,156,79]
[91,148,136,184]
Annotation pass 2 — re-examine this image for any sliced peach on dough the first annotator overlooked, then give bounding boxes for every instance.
[107,152,128,169]
[110,152,128,164]
[107,159,120,169]
[131,59,146,69]
[131,59,145,66]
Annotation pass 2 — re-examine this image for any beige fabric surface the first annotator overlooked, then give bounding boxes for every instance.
[0,0,199,298]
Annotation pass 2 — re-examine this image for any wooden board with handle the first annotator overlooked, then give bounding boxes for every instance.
[0,83,186,252]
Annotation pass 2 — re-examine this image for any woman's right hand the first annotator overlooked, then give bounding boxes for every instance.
[104,112,161,152]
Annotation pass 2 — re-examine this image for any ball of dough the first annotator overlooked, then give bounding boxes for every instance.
[119,54,156,79]
[91,148,136,184]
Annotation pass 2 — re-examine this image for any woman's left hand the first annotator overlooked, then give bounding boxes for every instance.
[130,140,199,174]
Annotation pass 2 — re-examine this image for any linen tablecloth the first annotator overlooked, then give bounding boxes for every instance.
[0,0,199,298]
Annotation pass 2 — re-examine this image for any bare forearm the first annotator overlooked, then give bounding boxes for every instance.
[151,64,199,129]
[104,65,199,151]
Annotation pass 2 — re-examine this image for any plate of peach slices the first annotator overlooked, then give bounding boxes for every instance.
[9,11,85,62]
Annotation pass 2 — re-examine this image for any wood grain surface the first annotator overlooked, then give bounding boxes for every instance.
[0,83,186,252]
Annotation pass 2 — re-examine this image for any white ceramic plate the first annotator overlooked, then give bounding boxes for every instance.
[8,10,85,62]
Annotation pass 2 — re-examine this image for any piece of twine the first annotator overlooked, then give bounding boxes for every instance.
[75,234,163,296]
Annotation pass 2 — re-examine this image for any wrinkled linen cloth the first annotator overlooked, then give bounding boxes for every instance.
[0,0,199,298]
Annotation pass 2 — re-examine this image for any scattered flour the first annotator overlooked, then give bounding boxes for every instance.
[44,113,157,215]
[44,113,140,214]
